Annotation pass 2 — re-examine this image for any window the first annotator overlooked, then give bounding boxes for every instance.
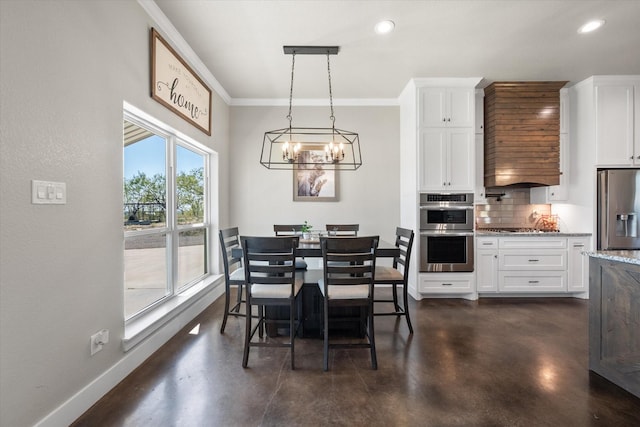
[123,110,212,320]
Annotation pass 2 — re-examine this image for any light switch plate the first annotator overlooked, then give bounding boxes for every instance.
[32,180,66,204]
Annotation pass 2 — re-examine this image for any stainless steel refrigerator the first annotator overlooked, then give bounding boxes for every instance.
[597,169,640,249]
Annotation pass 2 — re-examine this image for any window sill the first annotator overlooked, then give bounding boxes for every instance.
[123,274,224,352]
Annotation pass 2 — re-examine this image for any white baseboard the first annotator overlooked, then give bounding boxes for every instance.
[35,282,224,427]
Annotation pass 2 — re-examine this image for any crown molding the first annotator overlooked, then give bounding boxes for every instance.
[230,98,399,107]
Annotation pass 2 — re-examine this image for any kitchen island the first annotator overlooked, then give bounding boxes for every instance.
[587,251,640,398]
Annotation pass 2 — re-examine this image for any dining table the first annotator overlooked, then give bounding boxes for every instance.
[230,237,400,338]
[231,238,400,259]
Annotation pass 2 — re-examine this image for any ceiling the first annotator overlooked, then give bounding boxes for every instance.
[153,0,640,101]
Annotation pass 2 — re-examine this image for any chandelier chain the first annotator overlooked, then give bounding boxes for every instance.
[287,52,296,127]
[327,53,335,127]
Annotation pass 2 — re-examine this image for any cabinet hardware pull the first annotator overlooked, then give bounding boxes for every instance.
[529,280,540,284]
[447,118,451,122]
[482,242,492,245]
[442,283,453,286]
[528,259,540,262]
[573,244,584,248]
[442,118,446,122]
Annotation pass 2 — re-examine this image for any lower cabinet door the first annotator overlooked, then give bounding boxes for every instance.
[498,271,567,292]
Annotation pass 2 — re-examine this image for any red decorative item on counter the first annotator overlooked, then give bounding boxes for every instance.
[536,214,559,232]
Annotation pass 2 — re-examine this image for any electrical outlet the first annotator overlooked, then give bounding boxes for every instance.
[90,329,109,356]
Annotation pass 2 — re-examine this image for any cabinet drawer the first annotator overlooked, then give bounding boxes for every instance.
[476,237,498,249]
[419,276,473,293]
[498,271,567,292]
[499,250,566,270]
[499,238,566,249]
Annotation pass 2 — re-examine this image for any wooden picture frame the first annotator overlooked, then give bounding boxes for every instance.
[293,146,338,202]
[150,28,212,136]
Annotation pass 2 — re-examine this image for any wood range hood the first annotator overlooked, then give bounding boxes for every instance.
[484,81,568,187]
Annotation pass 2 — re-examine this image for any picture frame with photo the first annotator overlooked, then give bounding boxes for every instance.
[293,146,338,202]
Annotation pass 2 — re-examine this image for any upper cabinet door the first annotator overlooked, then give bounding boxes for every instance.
[595,84,635,166]
[419,129,446,190]
[419,87,474,128]
[420,88,447,127]
[448,88,474,127]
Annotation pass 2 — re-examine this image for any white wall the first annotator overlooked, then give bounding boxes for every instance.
[0,1,229,426]
[229,105,400,245]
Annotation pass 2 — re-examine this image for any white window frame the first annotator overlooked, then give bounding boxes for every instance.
[123,102,221,349]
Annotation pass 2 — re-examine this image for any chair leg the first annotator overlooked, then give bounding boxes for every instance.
[234,284,243,313]
[242,298,251,368]
[392,283,400,312]
[368,302,377,370]
[258,305,264,338]
[290,299,295,370]
[220,282,231,333]
[323,299,329,371]
[403,284,414,334]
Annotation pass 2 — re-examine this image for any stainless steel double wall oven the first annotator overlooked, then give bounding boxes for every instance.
[419,193,474,272]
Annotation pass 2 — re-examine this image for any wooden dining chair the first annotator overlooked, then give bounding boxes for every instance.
[273,224,305,235]
[273,224,307,270]
[319,236,379,371]
[241,236,303,369]
[219,227,247,333]
[325,224,359,236]
[373,227,415,334]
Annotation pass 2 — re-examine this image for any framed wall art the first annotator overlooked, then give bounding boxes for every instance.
[150,28,212,136]
[293,146,338,202]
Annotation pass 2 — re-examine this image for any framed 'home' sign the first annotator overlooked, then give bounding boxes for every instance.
[150,28,212,136]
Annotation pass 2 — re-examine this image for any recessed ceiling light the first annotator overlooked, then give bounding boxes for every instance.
[374,20,395,35]
[578,19,605,34]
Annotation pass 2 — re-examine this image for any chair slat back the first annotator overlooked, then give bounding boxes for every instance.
[219,227,242,275]
[325,224,359,236]
[241,236,298,293]
[321,236,378,289]
[274,224,304,236]
[393,227,415,278]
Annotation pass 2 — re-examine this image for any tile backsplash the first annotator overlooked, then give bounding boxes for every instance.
[475,188,551,229]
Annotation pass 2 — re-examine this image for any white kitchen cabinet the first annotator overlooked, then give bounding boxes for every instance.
[499,237,566,293]
[420,87,474,128]
[475,235,590,294]
[499,250,567,270]
[499,271,567,292]
[595,82,638,166]
[567,237,591,293]
[475,89,484,134]
[419,272,474,293]
[474,134,487,203]
[399,78,482,300]
[419,128,474,191]
[476,237,498,292]
[559,87,569,134]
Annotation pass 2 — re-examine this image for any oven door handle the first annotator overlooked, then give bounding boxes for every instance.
[419,205,474,210]
[420,231,474,237]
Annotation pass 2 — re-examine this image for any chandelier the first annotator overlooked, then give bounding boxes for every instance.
[260,46,362,170]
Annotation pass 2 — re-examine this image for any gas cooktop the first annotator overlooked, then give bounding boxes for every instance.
[477,228,559,233]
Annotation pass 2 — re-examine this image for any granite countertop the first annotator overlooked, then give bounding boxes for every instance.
[586,250,640,266]
[475,231,592,237]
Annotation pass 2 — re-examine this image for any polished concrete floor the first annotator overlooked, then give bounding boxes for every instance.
[73,292,640,426]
